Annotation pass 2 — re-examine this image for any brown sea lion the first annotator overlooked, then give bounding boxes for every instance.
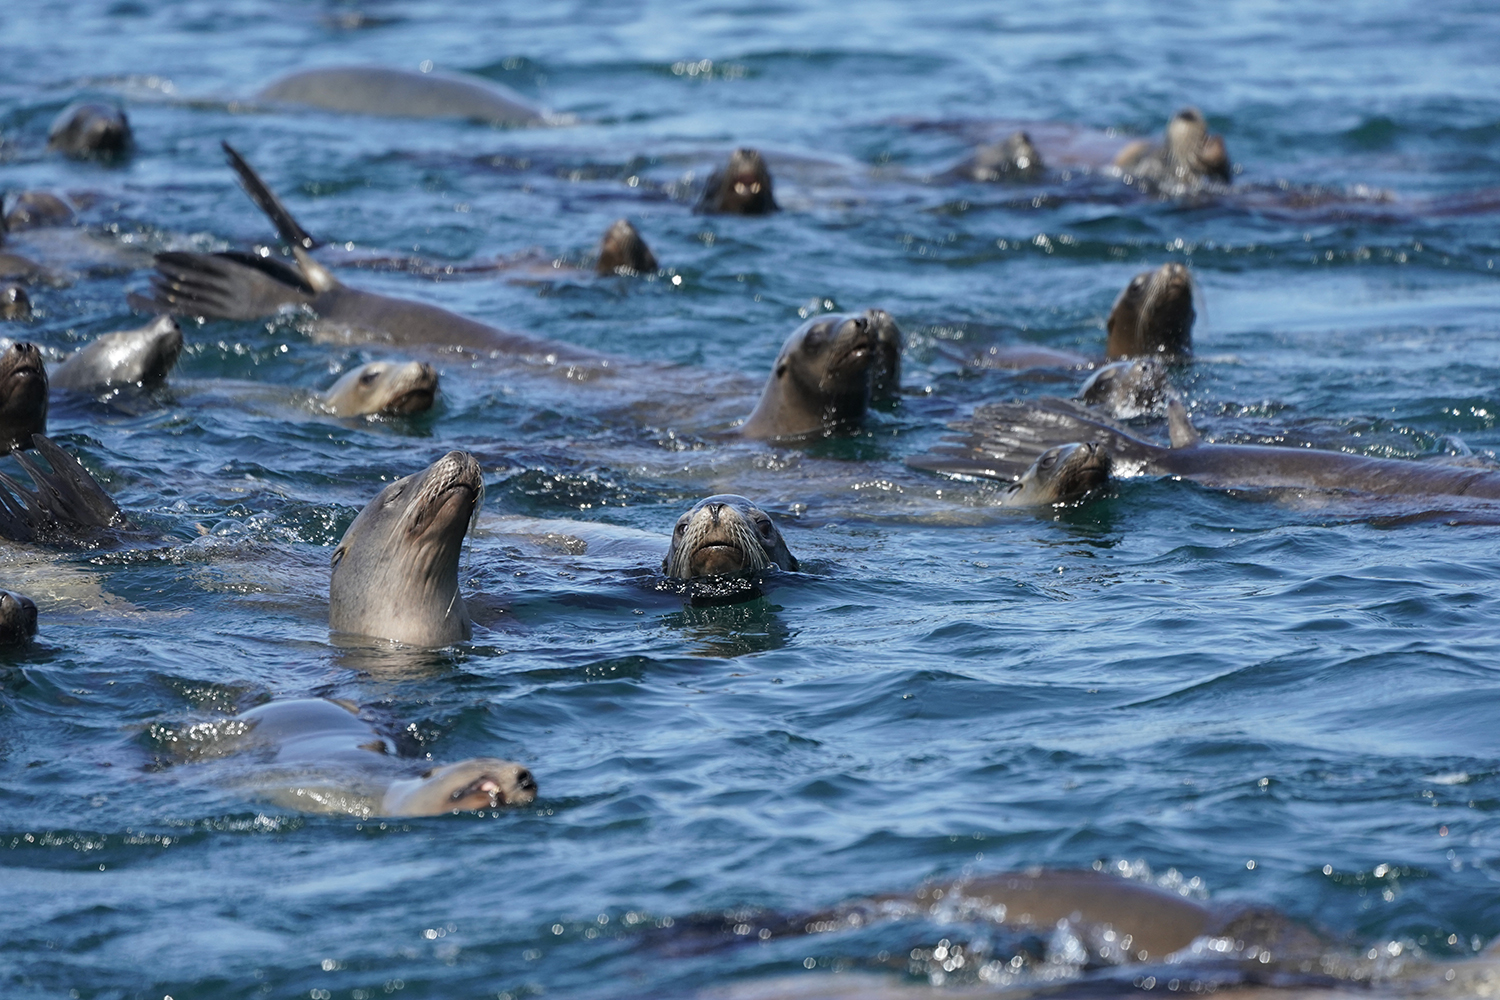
[698,148,778,215]
[318,359,439,417]
[0,588,38,647]
[740,313,879,440]
[1076,357,1173,418]
[329,451,482,646]
[0,342,47,453]
[596,218,658,275]
[998,441,1112,505]
[664,494,798,577]
[4,192,76,232]
[1114,107,1232,192]
[48,103,132,160]
[257,66,547,126]
[949,130,1044,182]
[49,316,184,394]
[1106,262,1194,359]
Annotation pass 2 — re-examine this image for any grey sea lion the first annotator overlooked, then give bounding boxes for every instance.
[949,130,1044,182]
[1076,357,1172,418]
[0,588,38,647]
[0,434,126,544]
[0,342,47,453]
[1105,262,1194,359]
[49,316,183,394]
[697,148,778,215]
[319,359,439,417]
[996,441,1112,506]
[329,450,482,646]
[0,287,31,321]
[257,66,546,126]
[48,103,132,160]
[182,698,536,818]
[4,192,75,232]
[1114,107,1232,192]
[740,313,879,440]
[595,219,658,275]
[663,494,799,580]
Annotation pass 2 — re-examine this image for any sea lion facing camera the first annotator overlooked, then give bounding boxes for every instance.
[48,103,132,160]
[0,342,47,453]
[1106,262,1194,360]
[318,359,439,417]
[740,313,879,440]
[257,65,547,126]
[49,316,184,394]
[663,495,799,579]
[0,589,38,647]
[329,451,482,646]
[1114,107,1231,191]
[595,219,658,275]
[698,148,778,215]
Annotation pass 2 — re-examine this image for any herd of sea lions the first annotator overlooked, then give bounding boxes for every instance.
[2,63,1494,993]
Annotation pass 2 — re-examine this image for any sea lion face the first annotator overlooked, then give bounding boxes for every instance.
[968,130,1044,181]
[329,451,482,646]
[47,103,132,160]
[322,360,439,417]
[1077,359,1170,417]
[1106,263,1194,360]
[381,758,537,816]
[1166,107,1231,183]
[595,219,658,275]
[702,147,777,215]
[0,589,38,647]
[742,314,879,439]
[0,342,48,453]
[4,192,75,232]
[1008,442,1112,506]
[1,286,32,322]
[663,494,799,580]
[49,316,184,393]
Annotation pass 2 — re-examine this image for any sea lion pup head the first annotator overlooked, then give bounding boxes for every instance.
[321,360,439,417]
[1077,358,1171,418]
[47,102,133,160]
[741,313,879,440]
[865,308,903,400]
[595,219,658,276]
[699,147,778,215]
[967,130,1044,182]
[0,589,39,647]
[1105,262,1195,360]
[49,316,184,393]
[329,451,483,646]
[663,494,799,581]
[1165,107,1231,183]
[4,192,76,232]
[380,758,537,816]
[1004,442,1112,506]
[0,342,48,454]
[1,286,32,322]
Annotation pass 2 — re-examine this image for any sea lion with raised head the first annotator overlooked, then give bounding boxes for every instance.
[4,192,75,232]
[664,495,799,579]
[319,359,439,417]
[740,313,879,440]
[949,130,1044,183]
[329,450,482,646]
[0,434,126,544]
[49,316,183,394]
[172,698,536,818]
[1106,262,1195,359]
[48,103,132,160]
[1,342,47,453]
[0,588,38,647]
[595,219,658,275]
[0,287,31,322]
[698,148,778,215]
[257,65,547,126]
[1076,357,1172,418]
[1114,107,1231,193]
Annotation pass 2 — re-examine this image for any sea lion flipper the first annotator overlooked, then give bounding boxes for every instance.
[15,435,125,529]
[222,142,320,250]
[0,471,43,542]
[1167,398,1201,448]
[140,251,315,320]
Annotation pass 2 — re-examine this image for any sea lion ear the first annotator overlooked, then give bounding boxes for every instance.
[1167,397,1201,448]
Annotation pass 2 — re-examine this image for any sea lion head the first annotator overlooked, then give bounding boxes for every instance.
[968,130,1044,181]
[0,588,38,647]
[47,103,132,160]
[321,360,439,417]
[595,219,658,275]
[1077,358,1171,417]
[742,313,879,439]
[4,192,76,232]
[701,147,777,215]
[1,286,32,322]
[663,494,799,581]
[0,341,48,453]
[329,451,483,646]
[1006,442,1112,506]
[1106,263,1194,360]
[380,757,537,816]
[1165,107,1231,183]
[49,316,184,393]
[865,308,903,399]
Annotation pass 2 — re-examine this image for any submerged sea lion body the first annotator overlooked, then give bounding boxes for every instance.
[949,130,1044,182]
[257,66,546,126]
[49,316,183,393]
[698,148,778,215]
[192,698,536,817]
[0,434,126,544]
[48,103,132,160]
[740,313,879,440]
[1114,107,1232,193]
[0,588,38,647]
[329,450,482,646]
[319,359,439,417]
[4,192,76,232]
[596,219,658,275]
[1,287,31,322]
[1077,358,1173,418]
[1106,262,1195,359]
[0,342,47,452]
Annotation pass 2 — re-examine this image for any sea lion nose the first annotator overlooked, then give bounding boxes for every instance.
[708,502,725,525]
[517,769,536,792]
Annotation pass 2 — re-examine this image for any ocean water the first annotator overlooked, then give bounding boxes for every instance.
[4,1,1500,998]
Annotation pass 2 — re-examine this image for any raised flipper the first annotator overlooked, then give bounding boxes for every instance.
[130,250,316,319]
[0,434,126,543]
[1167,397,1202,448]
[222,142,319,250]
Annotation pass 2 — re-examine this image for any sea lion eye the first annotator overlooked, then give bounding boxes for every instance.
[755,517,773,536]
[675,521,687,536]
[359,369,380,386]
[775,363,788,379]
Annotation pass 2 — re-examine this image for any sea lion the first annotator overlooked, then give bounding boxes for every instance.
[697,148,778,215]
[256,66,546,126]
[0,287,31,322]
[0,434,126,544]
[1076,357,1172,418]
[4,192,76,232]
[178,698,536,818]
[740,313,879,440]
[47,102,132,160]
[997,441,1112,505]
[1105,262,1195,359]
[329,450,482,646]
[319,359,439,417]
[0,342,47,453]
[595,219,658,275]
[949,130,1044,182]
[0,588,38,647]
[663,494,799,579]
[49,316,184,394]
[866,308,902,400]
[1114,107,1232,192]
